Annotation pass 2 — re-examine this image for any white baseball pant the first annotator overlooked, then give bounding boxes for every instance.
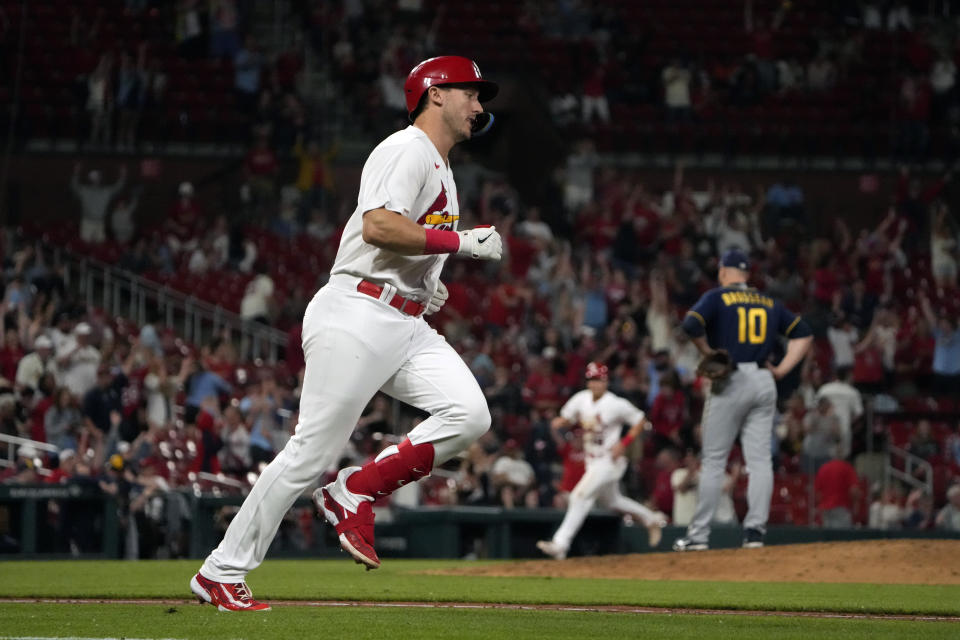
[201,275,490,581]
[551,455,660,552]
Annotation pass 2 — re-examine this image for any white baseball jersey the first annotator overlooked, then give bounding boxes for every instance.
[331,125,459,300]
[559,390,645,459]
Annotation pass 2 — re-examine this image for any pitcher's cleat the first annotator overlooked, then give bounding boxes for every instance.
[742,528,765,549]
[672,537,709,552]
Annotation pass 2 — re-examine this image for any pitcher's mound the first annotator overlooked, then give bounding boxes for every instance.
[435,539,960,585]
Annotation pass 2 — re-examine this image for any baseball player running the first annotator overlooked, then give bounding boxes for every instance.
[537,362,668,560]
[673,249,812,551]
[191,56,501,611]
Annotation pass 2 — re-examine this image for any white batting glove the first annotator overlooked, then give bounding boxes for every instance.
[457,226,502,260]
[424,281,449,315]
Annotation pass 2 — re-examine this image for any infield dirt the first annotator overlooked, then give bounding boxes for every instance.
[430,539,960,585]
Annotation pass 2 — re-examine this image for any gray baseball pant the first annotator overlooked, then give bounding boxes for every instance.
[686,364,777,544]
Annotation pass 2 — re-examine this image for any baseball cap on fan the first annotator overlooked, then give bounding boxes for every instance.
[585,361,609,381]
[720,249,750,271]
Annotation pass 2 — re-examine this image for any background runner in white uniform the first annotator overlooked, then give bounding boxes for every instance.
[190,56,501,612]
[537,362,668,560]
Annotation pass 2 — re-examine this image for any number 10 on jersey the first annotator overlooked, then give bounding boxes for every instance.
[737,307,767,344]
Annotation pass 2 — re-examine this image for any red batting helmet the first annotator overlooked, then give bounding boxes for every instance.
[404,56,499,118]
[585,362,609,381]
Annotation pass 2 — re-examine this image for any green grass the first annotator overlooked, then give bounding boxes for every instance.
[1,559,958,616]
[0,604,957,640]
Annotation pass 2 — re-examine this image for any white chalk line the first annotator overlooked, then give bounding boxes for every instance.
[0,598,957,622]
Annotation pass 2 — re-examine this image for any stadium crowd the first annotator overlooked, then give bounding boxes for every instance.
[2,0,960,558]
[4,148,960,557]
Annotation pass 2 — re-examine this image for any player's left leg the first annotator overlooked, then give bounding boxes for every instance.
[603,478,667,532]
[681,382,745,548]
[351,320,491,486]
[203,287,406,580]
[542,462,609,557]
[739,371,778,547]
[319,320,491,566]
[599,463,668,547]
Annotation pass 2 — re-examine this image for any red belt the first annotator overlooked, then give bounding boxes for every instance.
[356,280,425,316]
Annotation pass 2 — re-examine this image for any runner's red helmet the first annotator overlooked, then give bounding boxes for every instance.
[404,56,499,119]
[585,362,609,381]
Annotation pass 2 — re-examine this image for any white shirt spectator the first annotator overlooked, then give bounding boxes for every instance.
[222,423,252,469]
[671,467,698,526]
[563,141,597,212]
[862,2,883,29]
[874,325,897,370]
[491,454,534,487]
[60,345,102,399]
[15,336,59,390]
[869,499,904,530]
[111,194,139,245]
[827,325,859,370]
[646,305,674,356]
[937,487,960,531]
[51,326,73,356]
[937,503,960,531]
[776,59,804,92]
[807,57,836,91]
[379,69,407,112]
[932,232,957,281]
[672,338,701,385]
[930,58,956,94]
[143,372,172,427]
[715,220,753,255]
[518,218,554,244]
[550,92,579,126]
[815,381,863,459]
[188,247,210,274]
[671,467,736,526]
[240,273,275,321]
[662,64,692,108]
[57,323,101,398]
[886,3,912,31]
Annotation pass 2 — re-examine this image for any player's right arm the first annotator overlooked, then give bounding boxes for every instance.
[681,290,719,355]
[552,393,580,430]
[362,208,435,255]
[359,141,501,259]
[361,207,502,260]
[768,301,813,380]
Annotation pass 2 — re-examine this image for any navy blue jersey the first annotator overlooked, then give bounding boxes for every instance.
[681,285,812,364]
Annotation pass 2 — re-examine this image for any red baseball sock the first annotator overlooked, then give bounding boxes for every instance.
[346,439,435,499]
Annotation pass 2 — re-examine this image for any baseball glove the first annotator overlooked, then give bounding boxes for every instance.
[697,349,733,393]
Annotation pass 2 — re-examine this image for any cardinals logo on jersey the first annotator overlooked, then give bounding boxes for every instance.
[417,183,458,230]
[578,413,605,447]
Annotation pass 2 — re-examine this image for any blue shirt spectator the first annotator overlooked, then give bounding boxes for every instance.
[234,38,262,96]
[920,294,960,377]
[932,326,960,375]
[240,395,275,453]
[186,370,232,410]
[582,288,608,332]
[766,182,804,209]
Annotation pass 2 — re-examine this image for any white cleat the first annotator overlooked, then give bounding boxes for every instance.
[646,511,668,548]
[536,540,567,560]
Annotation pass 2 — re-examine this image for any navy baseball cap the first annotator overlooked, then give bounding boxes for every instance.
[720,249,750,270]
